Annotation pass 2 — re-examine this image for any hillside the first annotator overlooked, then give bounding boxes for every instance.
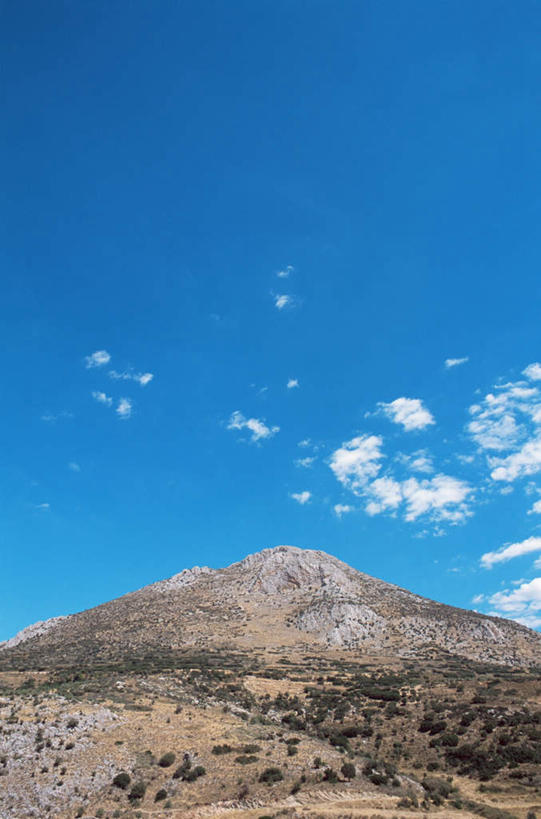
[1,546,540,671]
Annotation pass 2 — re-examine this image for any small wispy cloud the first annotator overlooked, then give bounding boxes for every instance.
[290,490,311,505]
[298,439,312,448]
[523,362,541,381]
[274,294,294,310]
[35,503,50,510]
[445,357,469,369]
[227,411,279,443]
[287,378,299,389]
[528,499,541,515]
[85,350,111,368]
[396,449,434,473]
[92,391,113,407]
[68,462,81,473]
[480,536,541,569]
[295,456,315,468]
[334,503,353,518]
[41,411,73,422]
[277,265,294,279]
[109,370,154,387]
[378,397,435,431]
[116,398,133,420]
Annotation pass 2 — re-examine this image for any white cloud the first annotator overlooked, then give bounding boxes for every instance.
[396,449,434,473]
[277,265,294,278]
[290,491,311,505]
[472,593,485,604]
[298,439,312,448]
[287,378,299,389]
[109,370,154,386]
[92,391,113,407]
[116,398,133,419]
[334,503,353,518]
[329,435,384,491]
[85,350,111,368]
[41,411,73,422]
[528,499,541,515]
[35,503,50,510]
[365,477,403,516]
[523,362,541,381]
[227,410,279,443]
[487,577,541,628]
[400,474,472,522]
[468,413,521,451]
[330,434,471,524]
[480,536,541,569]
[467,378,540,453]
[379,397,435,431]
[295,456,315,468]
[274,294,293,310]
[68,462,81,472]
[489,436,541,482]
[445,357,469,369]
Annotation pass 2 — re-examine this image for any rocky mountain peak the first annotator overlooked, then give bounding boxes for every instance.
[229,544,359,595]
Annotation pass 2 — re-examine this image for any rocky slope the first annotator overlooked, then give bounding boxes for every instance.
[1,546,539,669]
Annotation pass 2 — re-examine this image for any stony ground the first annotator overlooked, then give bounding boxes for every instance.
[0,652,539,819]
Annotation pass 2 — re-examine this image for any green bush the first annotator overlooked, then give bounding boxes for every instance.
[128,781,146,801]
[155,788,168,802]
[112,771,131,790]
[158,752,176,768]
[341,762,356,780]
[183,765,206,782]
[235,755,258,765]
[212,744,232,755]
[259,767,283,784]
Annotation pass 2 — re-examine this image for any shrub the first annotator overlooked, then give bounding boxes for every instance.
[155,788,167,802]
[183,765,206,782]
[242,744,261,753]
[235,755,258,765]
[128,781,146,801]
[173,758,191,779]
[287,745,298,756]
[323,768,338,783]
[212,744,232,755]
[341,762,356,780]
[112,772,131,790]
[259,767,284,784]
[66,718,78,729]
[158,752,176,768]
[440,732,459,747]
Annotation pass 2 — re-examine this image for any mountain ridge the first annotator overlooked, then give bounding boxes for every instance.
[1,545,539,669]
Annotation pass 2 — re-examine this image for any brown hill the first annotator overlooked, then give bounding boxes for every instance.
[1,545,539,670]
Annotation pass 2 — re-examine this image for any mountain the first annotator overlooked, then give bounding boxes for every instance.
[1,545,539,670]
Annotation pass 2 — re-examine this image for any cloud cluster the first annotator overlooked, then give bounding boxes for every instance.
[287,378,299,389]
[329,434,471,523]
[378,397,435,431]
[488,578,541,629]
[227,411,279,443]
[85,350,154,421]
[468,365,541,482]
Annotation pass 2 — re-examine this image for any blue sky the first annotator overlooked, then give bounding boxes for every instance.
[2,1,541,641]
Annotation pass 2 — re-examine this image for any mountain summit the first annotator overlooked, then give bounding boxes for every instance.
[1,545,539,669]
